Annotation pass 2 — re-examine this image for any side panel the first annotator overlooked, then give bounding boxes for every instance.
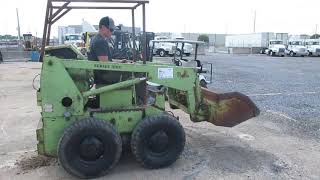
[40,58,84,118]
[92,111,143,133]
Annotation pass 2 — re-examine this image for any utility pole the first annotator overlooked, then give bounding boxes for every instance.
[16,8,21,42]
[253,10,256,33]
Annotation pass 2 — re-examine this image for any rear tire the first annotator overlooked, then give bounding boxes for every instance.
[159,49,166,57]
[58,118,122,179]
[131,114,185,169]
[175,49,182,56]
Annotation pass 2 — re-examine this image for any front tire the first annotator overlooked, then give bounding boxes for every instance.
[270,51,275,56]
[290,51,295,57]
[58,118,122,179]
[131,114,185,169]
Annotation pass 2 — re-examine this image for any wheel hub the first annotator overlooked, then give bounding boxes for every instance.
[147,131,169,153]
[79,136,104,161]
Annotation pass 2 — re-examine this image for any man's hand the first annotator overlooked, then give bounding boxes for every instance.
[97,56,109,62]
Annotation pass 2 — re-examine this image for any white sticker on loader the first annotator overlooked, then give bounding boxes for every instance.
[43,104,53,112]
[158,68,173,79]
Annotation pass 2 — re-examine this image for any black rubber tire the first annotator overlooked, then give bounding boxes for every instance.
[58,118,122,179]
[200,80,208,88]
[269,51,275,56]
[131,114,185,169]
[159,49,166,57]
[185,53,191,56]
[175,49,182,56]
[290,51,295,57]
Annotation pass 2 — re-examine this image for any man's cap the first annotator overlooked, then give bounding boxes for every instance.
[99,16,115,30]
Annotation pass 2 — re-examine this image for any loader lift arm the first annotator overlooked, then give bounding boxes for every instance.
[43,57,259,127]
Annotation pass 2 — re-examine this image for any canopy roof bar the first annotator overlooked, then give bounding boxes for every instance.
[40,0,149,63]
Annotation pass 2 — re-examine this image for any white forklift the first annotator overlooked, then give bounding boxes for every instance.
[286,39,308,57]
[266,40,286,57]
[305,39,320,57]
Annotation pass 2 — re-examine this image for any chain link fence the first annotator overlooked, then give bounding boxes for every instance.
[0,44,30,62]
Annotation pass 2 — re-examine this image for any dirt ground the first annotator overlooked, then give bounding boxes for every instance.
[0,61,319,180]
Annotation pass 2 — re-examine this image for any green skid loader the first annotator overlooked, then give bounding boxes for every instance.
[37,0,259,178]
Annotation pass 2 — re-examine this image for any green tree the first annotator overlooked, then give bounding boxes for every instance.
[197,34,209,43]
[310,34,320,39]
[0,34,18,40]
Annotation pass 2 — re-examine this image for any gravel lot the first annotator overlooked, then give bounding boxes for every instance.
[0,54,319,179]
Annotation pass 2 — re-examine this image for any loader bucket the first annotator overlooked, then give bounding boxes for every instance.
[201,88,260,127]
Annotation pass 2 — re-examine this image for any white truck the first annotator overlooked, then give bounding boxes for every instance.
[266,40,286,56]
[64,34,86,55]
[64,34,84,47]
[152,36,175,57]
[225,33,288,55]
[173,37,193,56]
[286,40,308,57]
[305,39,320,57]
[152,36,193,57]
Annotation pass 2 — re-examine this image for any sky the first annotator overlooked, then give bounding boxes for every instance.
[0,0,320,37]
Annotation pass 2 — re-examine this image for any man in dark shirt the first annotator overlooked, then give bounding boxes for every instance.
[89,16,116,84]
[88,16,115,61]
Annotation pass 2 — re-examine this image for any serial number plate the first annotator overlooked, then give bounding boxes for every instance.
[158,68,173,79]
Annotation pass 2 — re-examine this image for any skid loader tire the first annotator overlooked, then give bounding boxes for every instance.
[131,114,185,169]
[58,118,122,179]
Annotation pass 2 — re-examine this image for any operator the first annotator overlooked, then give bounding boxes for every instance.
[88,16,115,62]
[88,16,115,84]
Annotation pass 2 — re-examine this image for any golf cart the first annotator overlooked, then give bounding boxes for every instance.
[150,39,212,88]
